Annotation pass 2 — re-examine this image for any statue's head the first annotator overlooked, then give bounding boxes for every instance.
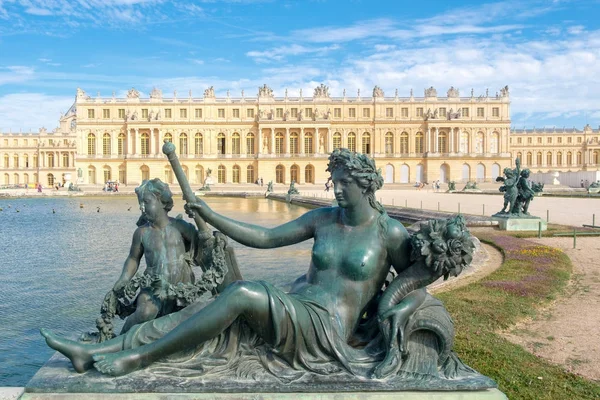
[503,167,514,177]
[135,178,174,212]
[521,169,530,178]
[326,148,383,197]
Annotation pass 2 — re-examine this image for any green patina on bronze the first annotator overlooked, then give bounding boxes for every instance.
[41,147,494,391]
[495,158,540,217]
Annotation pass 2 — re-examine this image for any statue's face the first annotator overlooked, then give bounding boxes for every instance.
[332,168,363,208]
[139,191,163,222]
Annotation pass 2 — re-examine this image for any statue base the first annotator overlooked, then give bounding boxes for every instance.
[492,215,547,231]
[23,353,507,399]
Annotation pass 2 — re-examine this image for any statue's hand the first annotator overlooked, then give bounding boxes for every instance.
[184,199,207,219]
[113,279,128,293]
[380,304,411,356]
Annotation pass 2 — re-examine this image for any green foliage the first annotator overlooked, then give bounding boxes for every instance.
[437,232,600,399]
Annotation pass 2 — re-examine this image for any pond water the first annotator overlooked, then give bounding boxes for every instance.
[0,196,312,386]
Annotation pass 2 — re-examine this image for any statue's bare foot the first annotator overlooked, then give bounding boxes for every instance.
[40,328,94,373]
[372,346,402,379]
[93,351,143,377]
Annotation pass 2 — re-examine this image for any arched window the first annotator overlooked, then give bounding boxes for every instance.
[537,152,543,165]
[415,132,423,154]
[232,165,240,183]
[546,152,552,166]
[62,153,69,168]
[577,151,582,165]
[526,152,532,166]
[3,154,8,168]
[556,152,562,166]
[246,165,255,183]
[276,164,285,184]
[194,132,203,155]
[462,164,470,182]
[290,164,299,183]
[517,152,522,162]
[232,133,240,155]
[179,133,188,155]
[13,173,19,184]
[567,152,573,165]
[333,132,341,150]
[141,133,150,156]
[217,133,226,155]
[13,154,18,168]
[103,133,111,156]
[104,166,112,183]
[475,132,484,153]
[33,154,38,168]
[118,133,126,156]
[24,173,29,184]
[347,132,356,152]
[290,132,299,155]
[24,154,29,168]
[438,132,447,153]
[460,131,469,153]
[48,153,54,168]
[490,132,499,153]
[400,132,409,154]
[164,165,172,184]
[361,132,370,154]
[246,133,255,155]
[593,151,599,164]
[305,165,314,183]
[195,165,204,185]
[164,133,173,143]
[88,166,97,184]
[119,164,126,184]
[218,165,226,183]
[3,173,8,184]
[304,132,313,154]
[87,133,96,155]
[385,132,394,155]
[275,132,284,155]
[476,164,485,182]
[47,173,55,186]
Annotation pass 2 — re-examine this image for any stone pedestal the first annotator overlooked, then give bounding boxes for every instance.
[492,215,547,231]
[22,353,508,400]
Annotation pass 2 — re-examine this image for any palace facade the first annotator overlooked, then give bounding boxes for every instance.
[1,83,595,189]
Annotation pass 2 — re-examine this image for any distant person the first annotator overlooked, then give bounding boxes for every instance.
[581,179,584,188]
[37,183,42,193]
[585,179,589,188]
[260,177,263,187]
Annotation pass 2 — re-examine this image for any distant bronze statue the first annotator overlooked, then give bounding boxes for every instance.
[516,169,535,215]
[41,148,491,391]
[496,158,521,214]
[287,179,299,195]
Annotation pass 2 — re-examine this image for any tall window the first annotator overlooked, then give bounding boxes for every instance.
[217,133,226,155]
[334,108,341,118]
[304,132,313,154]
[179,133,188,155]
[275,133,284,155]
[142,109,149,119]
[218,165,226,183]
[88,109,95,118]
[290,165,299,183]
[164,109,172,118]
[577,152,582,165]
[3,154,8,168]
[305,108,313,119]
[527,152,533,165]
[439,108,446,118]
[361,132,370,154]
[194,133,203,155]
[103,109,110,119]
[401,108,408,118]
[477,107,484,117]
[13,154,18,168]
[87,133,96,155]
[333,132,341,150]
[105,168,112,183]
[475,132,484,153]
[305,165,314,184]
[347,132,356,152]
[232,133,241,155]
[276,108,283,118]
[33,154,38,168]
[490,132,499,153]
[247,109,254,118]
[567,152,573,165]
[232,165,240,183]
[556,152,562,166]
[459,132,469,153]
[195,166,204,185]
[141,133,150,156]
[492,107,499,117]
[348,108,356,117]
[246,133,255,155]
[246,165,255,183]
[62,153,69,168]
[461,107,469,117]
[291,108,298,118]
[195,108,202,119]
[415,132,423,154]
[385,132,394,155]
[416,108,423,117]
[386,108,393,117]
[276,165,284,184]
[48,153,54,168]
[537,152,542,165]
[180,108,187,118]
[164,133,173,143]
[400,132,409,154]
[546,152,552,165]
[593,151,599,164]
[290,132,299,155]
[118,109,125,119]
[218,108,225,118]
[233,109,240,118]
[118,133,125,155]
[103,133,111,156]
[438,132,447,153]
[362,108,370,118]
[24,154,29,168]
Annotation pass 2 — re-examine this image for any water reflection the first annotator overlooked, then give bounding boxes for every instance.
[0,196,312,386]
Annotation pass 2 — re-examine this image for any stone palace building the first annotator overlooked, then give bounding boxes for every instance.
[0,84,598,188]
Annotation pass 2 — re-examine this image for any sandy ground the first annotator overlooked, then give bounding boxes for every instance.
[502,237,600,382]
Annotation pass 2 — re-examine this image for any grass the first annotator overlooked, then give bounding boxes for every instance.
[436,232,600,399]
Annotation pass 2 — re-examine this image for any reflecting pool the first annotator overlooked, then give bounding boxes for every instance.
[0,196,313,386]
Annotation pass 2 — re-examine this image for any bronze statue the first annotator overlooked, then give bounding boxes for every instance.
[516,169,535,215]
[41,149,490,390]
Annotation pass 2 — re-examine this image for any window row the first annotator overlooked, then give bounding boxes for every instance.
[517,151,600,166]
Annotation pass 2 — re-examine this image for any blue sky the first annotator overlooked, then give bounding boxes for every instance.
[0,0,599,131]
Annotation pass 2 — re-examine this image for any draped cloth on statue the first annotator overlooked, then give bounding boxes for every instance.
[121,281,470,382]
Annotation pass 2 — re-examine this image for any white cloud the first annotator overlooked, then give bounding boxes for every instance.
[0,93,74,131]
[568,25,585,35]
[0,66,36,85]
[373,44,396,52]
[246,44,340,63]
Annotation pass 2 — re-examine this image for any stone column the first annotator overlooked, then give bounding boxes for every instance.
[300,127,305,154]
[135,128,140,156]
[425,128,430,153]
[434,127,439,153]
[327,128,332,153]
[270,128,275,155]
[449,127,454,153]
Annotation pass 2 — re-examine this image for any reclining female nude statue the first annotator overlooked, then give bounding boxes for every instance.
[41,149,490,387]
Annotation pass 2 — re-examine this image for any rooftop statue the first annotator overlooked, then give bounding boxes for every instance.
[127,88,140,99]
[258,84,274,98]
[313,83,330,98]
[373,86,384,98]
[40,149,494,392]
[424,86,437,98]
[447,86,459,98]
[203,86,215,98]
[150,88,162,99]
